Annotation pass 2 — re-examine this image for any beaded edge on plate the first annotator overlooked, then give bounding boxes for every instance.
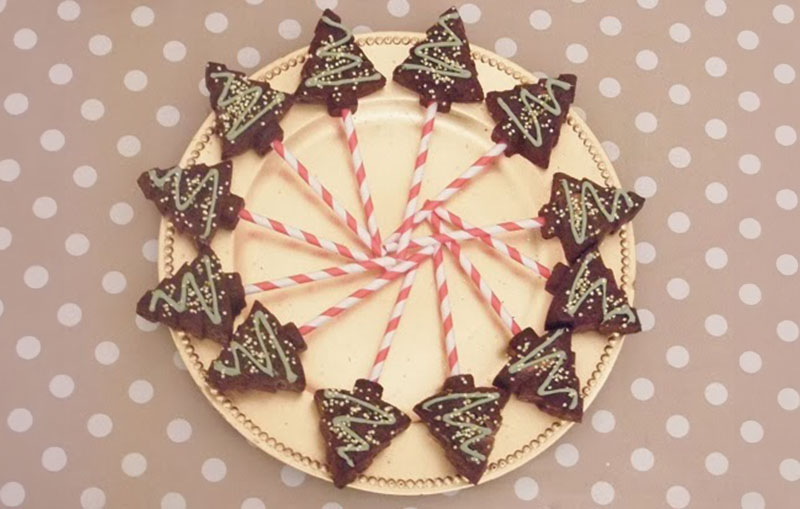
[160,34,632,491]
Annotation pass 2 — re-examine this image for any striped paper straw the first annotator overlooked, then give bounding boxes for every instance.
[383,217,546,253]
[431,244,460,376]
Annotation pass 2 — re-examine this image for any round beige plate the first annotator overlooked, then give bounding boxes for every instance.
[158,32,636,495]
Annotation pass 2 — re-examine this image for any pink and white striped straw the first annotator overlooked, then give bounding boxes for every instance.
[244,255,400,294]
[238,209,370,262]
[341,109,383,256]
[431,242,460,376]
[270,139,374,251]
[383,217,546,253]
[298,246,435,337]
[433,207,551,279]
[395,101,438,252]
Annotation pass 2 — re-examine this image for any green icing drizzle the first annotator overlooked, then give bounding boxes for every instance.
[496,77,572,148]
[322,390,398,467]
[212,309,297,382]
[303,16,382,88]
[400,11,472,80]
[148,255,222,324]
[565,251,637,324]
[210,71,286,141]
[421,391,501,463]
[149,166,221,240]
[562,178,635,244]
[508,329,578,410]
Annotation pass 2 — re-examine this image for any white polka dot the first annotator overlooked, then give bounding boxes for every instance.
[142,239,158,262]
[591,410,615,433]
[73,165,97,188]
[24,265,49,289]
[773,4,795,24]
[738,91,760,112]
[667,212,690,233]
[739,218,761,239]
[129,379,154,404]
[778,320,799,342]
[739,154,761,175]
[40,129,66,152]
[117,135,141,157]
[774,63,795,84]
[668,84,690,105]
[705,56,727,77]
[110,202,134,225]
[16,335,40,360]
[49,374,75,398]
[638,309,655,331]
[87,413,112,438]
[122,453,147,477]
[42,446,67,472]
[7,408,33,433]
[95,341,119,365]
[172,351,187,370]
[161,492,186,509]
[777,254,798,276]
[776,125,797,146]
[705,451,729,475]
[57,303,82,327]
[49,63,73,85]
[667,278,689,300]
[387,0,409,17]
[780,458,800,481]
[167,418,192,443]
[315,0,337,8]
[591,481,615,506]
[198,77,209,96]
[458,4,481,24]
[599,16,621,36]
[705,314,728,336]
[156,105,180,127]
[88,34,112,56]
[636,241,656,264]
[14,28,38,50]
[529,9,551,30]
[705,0,727,15]
[669,23,691,43]
[631,377,655,401]
[280,465,306,487]
[630,447,654,471]
[741,492,766,509]
[635,112,657,133]
[0,227,11,250]
[162,40,186,62]
[124,70,148,91]
[601,140,619,161]
[204,12,228,34]
[554,443,579,467]
[666,345,689,368]
[33,196,57,219]
[739,283,761,305]
[705,118,727,139]
[739,351,762,374]
[494,37,517,58]
[80,99,105,121]
[237,47,260,68]
[4,92,28,115]
[705,182,727,204]
[776,189,798,210]
[136,315,159,332]
[202,458,227,482]
[514,477,539,501]
[102,271,127,294]
[636,49,658,70]
[738,30,759,50]
[80,487,106,509]
[705,382,728,405]
[277,18,301,40]
[352,25,372,34]
[778,388,799,411]
[598,77,621,98]
[565,43,588,64]
[666,485,691,508]
[65,233,90,256]
[241,498,266,509]
[666,414,690,438]
[0,159,20,182]
[740,420,764,443]
[131,5,154,27]
[0,482,25,507]
[637,0,658,8]
[57,0,80,20]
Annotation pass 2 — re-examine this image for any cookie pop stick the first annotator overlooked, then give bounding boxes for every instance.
[431,216,460,376]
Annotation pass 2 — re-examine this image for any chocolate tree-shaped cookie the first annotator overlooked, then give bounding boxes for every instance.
[494,327,583,422]
[207,301,307,393]
[206,62,294,159]
[295,9,386,115]
[545,249,640,335]
[137,161,244,246]
[136,246,245,343]
[314,379,411,488]
[414,374,509,484]
[486,74,577,169]
[393,7,484,112]
[539,173,645,263]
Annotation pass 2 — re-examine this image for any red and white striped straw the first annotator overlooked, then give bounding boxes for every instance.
[384,141,508,244]
[395,101,438,252]
[341,109,383,256]
[433,207,551,279]
[244,255,400,294]
[383,217,546,253]
[298,247,435,337]
[270,139,374,251]
[432,244,460,376]
[367,263,421,382]
[238,209,370,261]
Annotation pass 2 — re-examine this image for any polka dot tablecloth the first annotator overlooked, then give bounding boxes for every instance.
[1,0,798,507]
